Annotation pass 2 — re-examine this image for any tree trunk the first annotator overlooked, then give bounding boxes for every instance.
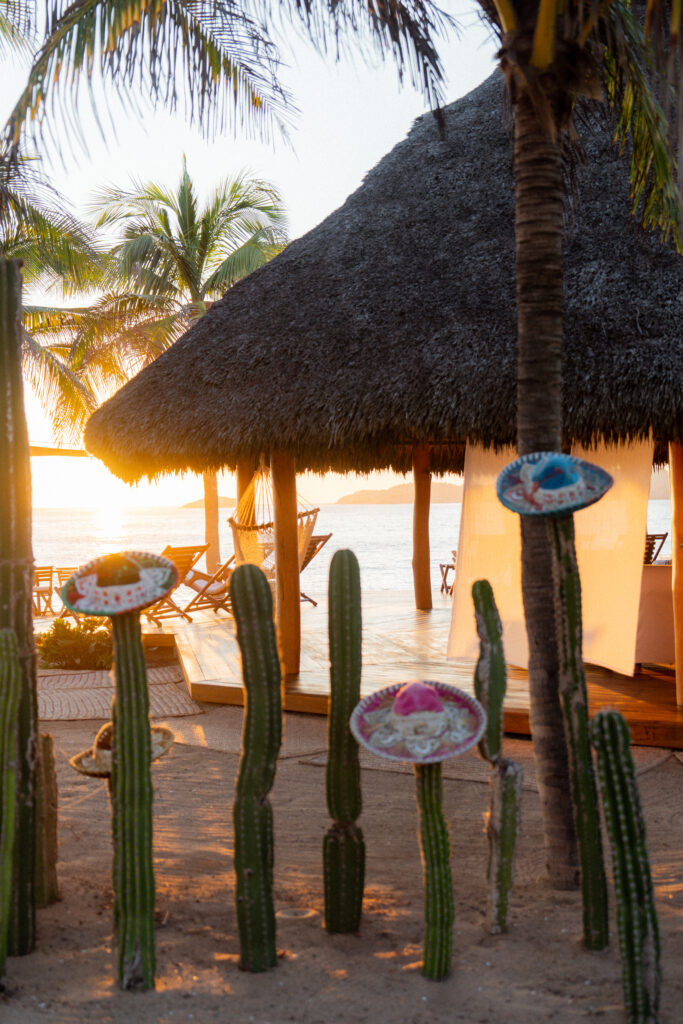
[412,444,433,611]
[202,470,220,574]
[669,441,683,706]
[514,93,578,889]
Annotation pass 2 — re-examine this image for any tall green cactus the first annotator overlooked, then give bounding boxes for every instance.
[590,711,661,1024]
[415,761,453,980]
[0,260,37,956]
[324,549,364,934]
[230,564,282,972]
[0,629,21,980]
[472,579,522,934]
[547,516,608,950]
[110,611,156,991]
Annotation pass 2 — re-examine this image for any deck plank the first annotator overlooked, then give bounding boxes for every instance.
[159,592,683,747]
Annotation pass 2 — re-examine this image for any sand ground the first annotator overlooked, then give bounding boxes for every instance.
[2,702,683,1024]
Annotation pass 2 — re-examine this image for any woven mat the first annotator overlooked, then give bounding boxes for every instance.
[37,665,201,721]
[298,739,674,792]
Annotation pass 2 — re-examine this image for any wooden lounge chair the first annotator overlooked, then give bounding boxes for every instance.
[53,567,79,620]
[182,555,235,617]
[644,533,667,564]
[145,544,210,625]
[299,533,332,606]
[33,566,54,615]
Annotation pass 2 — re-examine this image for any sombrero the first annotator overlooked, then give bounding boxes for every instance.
[350,680,486,764]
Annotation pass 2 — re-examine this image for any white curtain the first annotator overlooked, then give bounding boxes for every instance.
[448,440,654,676]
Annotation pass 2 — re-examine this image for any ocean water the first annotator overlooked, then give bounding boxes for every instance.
[32,500,673,594]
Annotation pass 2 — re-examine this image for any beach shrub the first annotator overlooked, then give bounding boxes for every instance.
[35,617,113,670]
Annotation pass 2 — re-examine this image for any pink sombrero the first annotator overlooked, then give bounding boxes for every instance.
[350,681,487,764]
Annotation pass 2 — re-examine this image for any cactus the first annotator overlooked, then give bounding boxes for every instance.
[472,579,506,764]
[230,564,283,972]
[0,261,38,956]
[472,579,522,934]
[547,516,608,950]
[324,550,365,933]
[415,761,453,980]
[35,733,59,908]
[60,551,178,991]
[110,611,156,990]
[0,629,21,980]
[591,711,661,1024]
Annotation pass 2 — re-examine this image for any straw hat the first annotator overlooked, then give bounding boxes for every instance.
[70,721,175,778]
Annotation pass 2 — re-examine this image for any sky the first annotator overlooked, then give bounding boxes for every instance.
[5,4,498,507]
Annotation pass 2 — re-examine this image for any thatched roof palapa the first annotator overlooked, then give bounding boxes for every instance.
[85,73,683,480]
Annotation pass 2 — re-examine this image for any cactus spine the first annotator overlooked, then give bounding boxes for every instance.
[0,629,21,979]
[324,549,364,933]
[547,515,608,950]
[472,579,522,934]
[415,761,453,980]
[110,611,156,990]
[591,711,661,1024]
[0,261,37,956]
[230,564,282,972]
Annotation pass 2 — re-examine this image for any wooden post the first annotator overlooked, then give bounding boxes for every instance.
[272,452,300,677]
[412,444,433,611]
[669,442,683,706]
[202,470,221,573]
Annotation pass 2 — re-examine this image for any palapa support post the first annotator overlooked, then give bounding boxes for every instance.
[202,470,221,574]
[412,443,433,611]
[0,259,38,957]
[669,442,683,707]
[271,451,300,677]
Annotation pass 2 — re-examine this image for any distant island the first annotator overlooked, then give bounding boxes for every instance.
[182,496,236,509]
[338,482,463,504]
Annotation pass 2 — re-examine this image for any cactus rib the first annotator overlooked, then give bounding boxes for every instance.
[591,711,661,1024]
[324,549,365,933]
[472,579,522,934]
[0,261,38,956]
[415,762,453,980]
[111,611,156,991]
[231,564,282,972]
[547,516,608,950]
[0,629,21,979]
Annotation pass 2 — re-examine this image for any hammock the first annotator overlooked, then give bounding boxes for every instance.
[228,466,319,583]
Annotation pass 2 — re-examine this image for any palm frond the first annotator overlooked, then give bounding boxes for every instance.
[22,328,98,442]
[4,0,293,156]
[202,226,286,294]
[603,1,681,248]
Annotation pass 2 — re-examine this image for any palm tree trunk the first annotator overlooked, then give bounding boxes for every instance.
[202,470,221,574]
[514,93,578,889]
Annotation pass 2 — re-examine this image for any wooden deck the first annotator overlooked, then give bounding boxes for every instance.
[143,590,683,748]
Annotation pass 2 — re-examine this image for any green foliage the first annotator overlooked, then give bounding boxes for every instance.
[230,563,282,972]
[324,549,364,934]
[591,711,661,1024]
[35,616,113,670]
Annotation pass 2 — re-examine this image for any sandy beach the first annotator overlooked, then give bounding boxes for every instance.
[3,699,683,1024]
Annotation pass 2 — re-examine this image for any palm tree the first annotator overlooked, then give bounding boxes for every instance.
[4,0,680,891]
[0,149,116,440]
[87,161,287,569]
